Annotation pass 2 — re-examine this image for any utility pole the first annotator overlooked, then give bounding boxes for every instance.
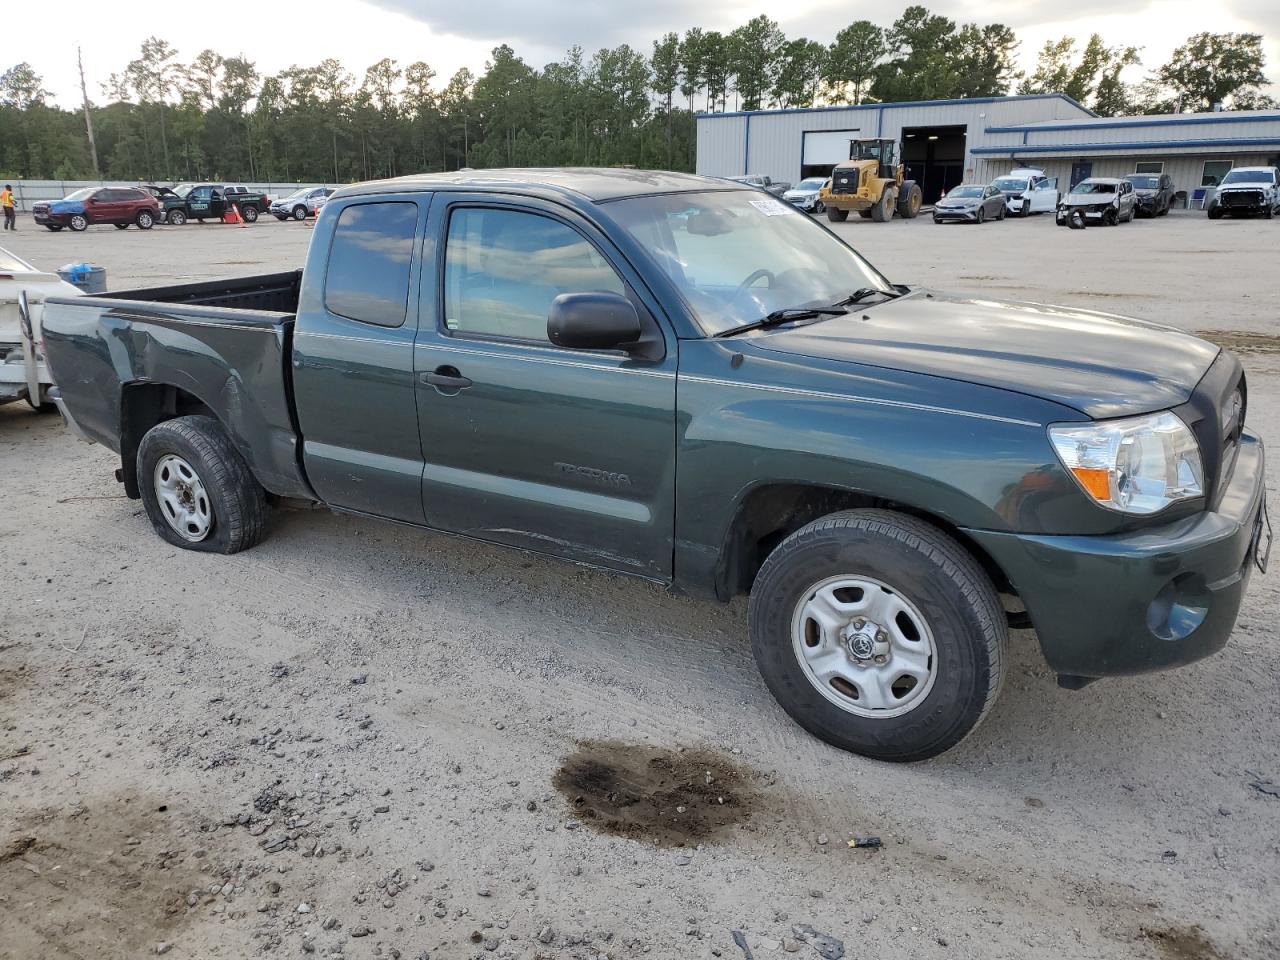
[78,47,100,174]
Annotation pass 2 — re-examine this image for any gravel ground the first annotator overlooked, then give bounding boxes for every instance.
[2,209,1279,960]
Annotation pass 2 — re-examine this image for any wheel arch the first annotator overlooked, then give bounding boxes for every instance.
[119,382,220,498]
[712,481,1016,605]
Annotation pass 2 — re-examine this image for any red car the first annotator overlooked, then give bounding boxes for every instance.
[32,186,162,232]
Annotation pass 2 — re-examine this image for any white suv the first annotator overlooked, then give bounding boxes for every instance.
[990,167,1060,216]
[1208,167,1280,219]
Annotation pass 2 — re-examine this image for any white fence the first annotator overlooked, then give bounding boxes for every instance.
[3,180,344,211]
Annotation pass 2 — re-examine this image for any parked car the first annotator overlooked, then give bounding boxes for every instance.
[0,247,82,410]
[990,168,1059,216]
[31,186,161,232]
[271,187,334,221]
[726,174,791,197]
[1207,167,1280,219]
[42,168,1268,763]
[1125,172,1175,217]
[168,183,270,223]
[781,177,828,213]
[141,184,187,223]
[932,184,1006,224]
[1056,177,1137,227]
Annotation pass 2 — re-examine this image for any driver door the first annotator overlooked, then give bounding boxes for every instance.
[412,194,678,580]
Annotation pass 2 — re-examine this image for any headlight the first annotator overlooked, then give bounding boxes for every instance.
[1049,412,1204,514]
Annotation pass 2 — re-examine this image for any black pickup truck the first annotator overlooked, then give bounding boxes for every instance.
[164,183,270,224]
[41,168,1269,761]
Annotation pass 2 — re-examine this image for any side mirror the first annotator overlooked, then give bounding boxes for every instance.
[548,292,642,352]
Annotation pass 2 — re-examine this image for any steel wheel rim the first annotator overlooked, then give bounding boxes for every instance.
[791,574,938,719]
[71,215,86,231]
[153,454,213,542]
[139,212,153,227]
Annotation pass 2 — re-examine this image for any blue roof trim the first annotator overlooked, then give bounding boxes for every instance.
[697,92,1094,121]
[986,112,1280,134]
[972,136,1280,156]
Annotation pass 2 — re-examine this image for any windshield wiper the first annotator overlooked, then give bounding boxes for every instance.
[713,306,847,339]
[832,287,901,307]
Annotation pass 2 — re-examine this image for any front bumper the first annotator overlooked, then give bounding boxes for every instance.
[968,431,1267,678]
[785,196,819,211]
[33,211,69,225]
[934,206,979,221]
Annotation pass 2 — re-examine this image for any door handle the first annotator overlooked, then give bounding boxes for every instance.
[421,366,472,392]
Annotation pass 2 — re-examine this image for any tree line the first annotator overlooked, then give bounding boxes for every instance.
[0,7,1272,184]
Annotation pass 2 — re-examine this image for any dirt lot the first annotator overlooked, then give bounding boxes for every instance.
[2,210,1279,960]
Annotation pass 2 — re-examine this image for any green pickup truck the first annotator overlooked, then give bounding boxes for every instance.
[40,169,1269,761]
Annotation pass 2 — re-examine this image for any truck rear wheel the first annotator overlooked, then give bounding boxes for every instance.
[137,415,268,554]
[748,509,1006,762]
[896,182,923,219]
[825,206,848,222]
[870,189,895,222]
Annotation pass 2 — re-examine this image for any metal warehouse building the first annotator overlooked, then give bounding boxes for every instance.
[696,94,1280,206]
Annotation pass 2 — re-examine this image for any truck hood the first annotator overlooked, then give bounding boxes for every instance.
[748,290,1220,419]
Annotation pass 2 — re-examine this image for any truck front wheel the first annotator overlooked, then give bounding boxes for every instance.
[748,509,1006,762]
[870,189,895,222]
[137,415,268,554]
[825,206,848,222]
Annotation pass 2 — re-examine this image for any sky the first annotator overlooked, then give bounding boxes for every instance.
[21,0,1280,109]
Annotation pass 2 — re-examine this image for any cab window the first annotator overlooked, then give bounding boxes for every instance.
[442,207,626,343]
[324,201,419,328]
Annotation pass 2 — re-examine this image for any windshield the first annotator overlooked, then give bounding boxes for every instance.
[609,189,892,336]
[63,188,95,201]
[947,186,984,199]
[796,178,826,190]
[1126,175,1160,189]
[991,177,1028,192]
[1221,169,1274,184]
[172,183,196,197]
[1071,181,1117,195]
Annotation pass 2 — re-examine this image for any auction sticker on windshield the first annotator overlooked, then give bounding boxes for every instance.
[748,198,796,216]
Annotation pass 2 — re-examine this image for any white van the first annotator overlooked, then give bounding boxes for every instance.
[990,167,1060,216]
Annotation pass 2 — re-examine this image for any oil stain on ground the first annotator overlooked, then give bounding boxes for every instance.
[1140,924,1228,960]
[553,740,768,848]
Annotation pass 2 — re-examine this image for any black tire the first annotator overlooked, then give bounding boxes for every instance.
[895,182,922,219]
[814,201,824,215]
[1207,204,1224,220]
[115,223,129,230]
[976,207,985,224]
[857,209,873,219]
[242,204,259,223]
[136,210,155,229]
[825,206,849,222]
[167,209,187,226]
[292,205,308,221]
[870,189,894,223]
[45,225,63,232]
[1265,205,1274,220]
[1067,209,1087,229]
[69,214,88,232]
[996,205,1005,221]
[748,509,1005,762]
[136,415,268,555]
[274,215,289,221]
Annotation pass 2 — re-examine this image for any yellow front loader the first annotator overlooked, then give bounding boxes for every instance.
[819,138,923,223]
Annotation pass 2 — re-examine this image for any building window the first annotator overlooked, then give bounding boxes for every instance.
[1201,160,1233,186]
[1134,161,1164,174]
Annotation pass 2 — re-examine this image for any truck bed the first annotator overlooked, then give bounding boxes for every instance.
[42,271,312,501]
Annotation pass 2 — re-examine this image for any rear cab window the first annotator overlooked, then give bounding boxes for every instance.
[324,201,419,328]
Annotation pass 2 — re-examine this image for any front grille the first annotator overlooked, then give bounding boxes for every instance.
[1220,190,1263,208]
[831,172,859,194]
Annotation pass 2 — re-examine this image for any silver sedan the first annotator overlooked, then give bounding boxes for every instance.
[932,184,1007,224]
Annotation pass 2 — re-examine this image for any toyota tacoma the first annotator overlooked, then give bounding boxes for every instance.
[40,169,1270,762]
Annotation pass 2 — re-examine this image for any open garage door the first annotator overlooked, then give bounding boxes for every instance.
[801,129,861,180]
[901,125,967,203]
